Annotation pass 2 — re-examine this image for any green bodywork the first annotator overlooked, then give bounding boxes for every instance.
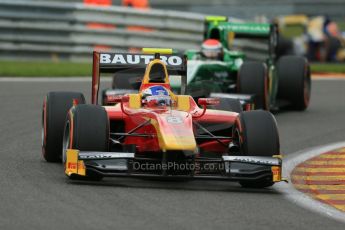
[181,49,244,96]
[171,17,280,108]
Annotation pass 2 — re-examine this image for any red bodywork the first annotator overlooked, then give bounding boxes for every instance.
[104,100,237,154]
[92,51,238,156]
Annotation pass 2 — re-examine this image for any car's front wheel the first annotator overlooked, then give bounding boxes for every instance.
[63,104,109,180]
[42,91,85,162]
[233,110,280,188]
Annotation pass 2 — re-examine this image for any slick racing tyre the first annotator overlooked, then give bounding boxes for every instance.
[63,104,109,180]
[277,55,311,110]
[233,110,280,188]
[42,92,85,162]
[101,89,108,106]
[208,98,243,113]
[238,62,269,110]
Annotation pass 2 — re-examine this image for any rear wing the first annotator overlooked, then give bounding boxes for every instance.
[217,22,272,37]
[205,16,274,38]
[204,16,278,56]
[92,51,187,104]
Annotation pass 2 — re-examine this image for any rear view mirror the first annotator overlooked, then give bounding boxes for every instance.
[194,98,220,118]
[198,98,220,106]
[105,95,129,104]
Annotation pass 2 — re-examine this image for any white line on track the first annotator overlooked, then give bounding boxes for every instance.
[274,142,345,224]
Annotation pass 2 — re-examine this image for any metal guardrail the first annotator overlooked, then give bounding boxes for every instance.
[0,0,205,61]
[152,0,345,22]
[0,0,268,61]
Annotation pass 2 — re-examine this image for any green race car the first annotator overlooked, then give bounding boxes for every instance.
[171,16,311,111]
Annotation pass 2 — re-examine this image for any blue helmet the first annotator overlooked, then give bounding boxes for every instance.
[142,86,171,106]
[142,85,169,97]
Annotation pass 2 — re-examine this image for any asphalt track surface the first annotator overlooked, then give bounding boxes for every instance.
[1,79,345,230]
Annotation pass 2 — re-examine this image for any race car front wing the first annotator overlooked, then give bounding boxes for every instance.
[65,149,284,183]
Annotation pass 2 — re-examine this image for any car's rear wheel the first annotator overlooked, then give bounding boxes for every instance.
[233,110,280,188]
[238,62,269,110]
[277,55,311,110]
[63,104,109,180]
[42,92,85,162]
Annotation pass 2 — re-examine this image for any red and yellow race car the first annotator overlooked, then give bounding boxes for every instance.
[42,49,284,188]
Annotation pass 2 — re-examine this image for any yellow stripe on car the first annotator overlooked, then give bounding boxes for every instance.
[142,48,173,55]
[65,149,86,177]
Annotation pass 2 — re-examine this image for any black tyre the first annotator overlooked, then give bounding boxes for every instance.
[42,92,85,162]
[63,104,109,180]
[208,98,242,113]
[233,110,280,188]
[238,61,269,110]
[277,55,311,110]
[101,89,108,105]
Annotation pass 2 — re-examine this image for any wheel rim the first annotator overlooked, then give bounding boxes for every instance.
[303,75,311,107]
[62,120,71,165]
[41,110,44,149]
[233,129,241,153]
[41,99,47,157]
[233,119,244,155]
[264,76,270,110]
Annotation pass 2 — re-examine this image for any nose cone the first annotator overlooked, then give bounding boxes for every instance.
[152,111,197,152]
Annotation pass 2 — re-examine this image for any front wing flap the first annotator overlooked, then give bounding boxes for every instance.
[65,149,283,183]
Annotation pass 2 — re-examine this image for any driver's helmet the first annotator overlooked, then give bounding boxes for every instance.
[201,39,223,60]
[142,85,171,106]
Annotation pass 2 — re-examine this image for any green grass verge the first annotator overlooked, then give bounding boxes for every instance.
[0,60,344,77]
[280,20,345,38]
[0,61,91,77]
[280,25,305,38]
[310,63,345,73]
[337,21,345,31]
